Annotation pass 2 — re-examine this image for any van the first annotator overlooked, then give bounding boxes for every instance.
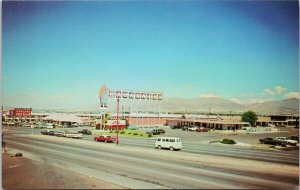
[155,137,182,151]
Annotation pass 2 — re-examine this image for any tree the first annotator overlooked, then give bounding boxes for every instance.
[241,111,258,126]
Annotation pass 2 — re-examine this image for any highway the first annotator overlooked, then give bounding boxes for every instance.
[3,127,299,189]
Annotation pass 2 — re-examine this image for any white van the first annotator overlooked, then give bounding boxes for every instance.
[155,137,182,151]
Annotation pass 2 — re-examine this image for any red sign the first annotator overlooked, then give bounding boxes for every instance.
[9,108,32,117]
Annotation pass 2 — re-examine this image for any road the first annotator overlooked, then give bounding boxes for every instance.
[2,127,299,189]
[4,127,299,165]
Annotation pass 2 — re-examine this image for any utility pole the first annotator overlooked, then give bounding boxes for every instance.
[116,98,119,145]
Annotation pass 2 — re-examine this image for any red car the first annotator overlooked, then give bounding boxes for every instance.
[94,135,116,143]
[196,127,210,132]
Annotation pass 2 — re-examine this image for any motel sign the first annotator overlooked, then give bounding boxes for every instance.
[107,89,163,101]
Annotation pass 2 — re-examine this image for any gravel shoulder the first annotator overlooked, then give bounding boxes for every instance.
[2,152,125,189]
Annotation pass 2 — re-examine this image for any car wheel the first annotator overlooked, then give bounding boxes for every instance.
[170,147,174,151]
[158,145,161,149]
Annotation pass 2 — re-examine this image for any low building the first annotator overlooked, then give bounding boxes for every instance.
[166,118,250,130]
[105,120,126,130]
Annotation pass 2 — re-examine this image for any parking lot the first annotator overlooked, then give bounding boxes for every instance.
[156,125,299,149]
[4,124,299,150]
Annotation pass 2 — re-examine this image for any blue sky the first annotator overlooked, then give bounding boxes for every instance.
[2,1,299,109]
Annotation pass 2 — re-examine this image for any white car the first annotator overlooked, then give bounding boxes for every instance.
[188,126,198,131]
[275,137,298,146]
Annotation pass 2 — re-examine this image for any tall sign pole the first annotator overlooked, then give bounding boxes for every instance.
[100,84,164,145]
[116,98,120,145]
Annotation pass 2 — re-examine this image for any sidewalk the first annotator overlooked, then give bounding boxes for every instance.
[2,152,125,189]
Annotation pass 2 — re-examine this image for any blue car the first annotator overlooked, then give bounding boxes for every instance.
[127,125,139,130]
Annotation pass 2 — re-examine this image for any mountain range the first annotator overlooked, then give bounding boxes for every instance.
[26,98,299,115]
[130,97,299,115]
[34,97,299,115]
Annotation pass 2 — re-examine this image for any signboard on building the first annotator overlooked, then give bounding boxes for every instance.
[8,108,32,117]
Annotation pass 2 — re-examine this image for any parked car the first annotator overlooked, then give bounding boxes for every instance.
[259,137,286,146]
[188,126,198,131]
[196,127,210,132]
[275,137,298,146]
[45,123,54,129]
[155,137,182,151]
[127,125,140,130]
[54,130,66,137]
[78,129,92,135]
[41,130,55,135]
[146,129,166,135]
[94,135,116,143]
[170,125,181,129]
[289,135,299,143]
[182,126,190,131]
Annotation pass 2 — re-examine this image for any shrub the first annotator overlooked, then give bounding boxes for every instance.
[128,132,131,134]
[109,131,113,133]
[148,134,152,138]
[140,134,143,136]
[220,139,236,144]
[15,152,23,157]
[120,131,125,134]
[133,133,138,135]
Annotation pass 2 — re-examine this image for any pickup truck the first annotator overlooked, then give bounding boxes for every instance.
[78,129,92,135]
[94,135,116,143]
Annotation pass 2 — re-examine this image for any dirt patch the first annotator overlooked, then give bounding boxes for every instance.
[2,152,125,189]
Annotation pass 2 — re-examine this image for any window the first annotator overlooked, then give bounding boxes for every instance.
[170,139,175,142]
[166,139,169,142]
[157,138,161,141]
[162,139,165,142]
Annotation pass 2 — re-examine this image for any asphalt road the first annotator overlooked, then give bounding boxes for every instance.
[2,127,299,189]
[4,126,299,165]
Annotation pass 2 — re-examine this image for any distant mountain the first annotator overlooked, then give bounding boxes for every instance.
[248,98,299,115]
[9,97,298,115]
[103,97,245,114]
[158,97,245,113]
[105,97,299,115]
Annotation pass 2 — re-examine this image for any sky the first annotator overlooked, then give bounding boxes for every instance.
[2,1,299,109]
